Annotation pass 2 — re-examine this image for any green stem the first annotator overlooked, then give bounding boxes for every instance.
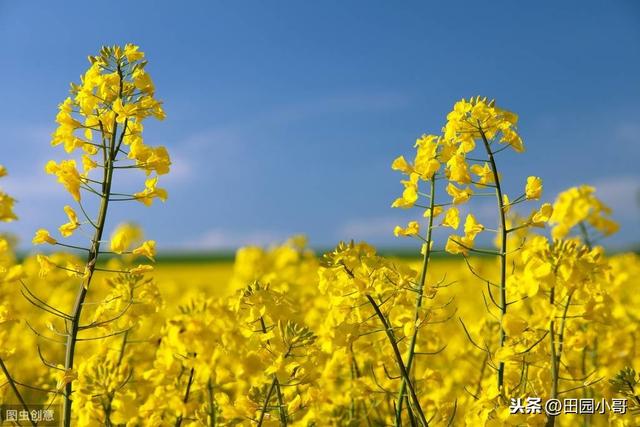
[175,366,195,427]
[116,330,129,367]
[546,290,573,427]
[479,126,508,391]
[274,378,288,426]
[547,290,558,427]
[258,316,288,426]
[62,64,127,427]
[395,176,436,427]
[207,378,217,427]
[578,222,592,249]
[366,295,429,427]
[0,357,37,427]
[62,131,116,426]
[257,377,278,427]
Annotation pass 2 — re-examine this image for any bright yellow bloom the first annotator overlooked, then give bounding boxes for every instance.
[441,207,460,229]
[502,127,524,152]
[143,146,171,175]
[502,312,528,336]
[445,234,474,255]
[446,183,473,205]
[391,173,419,208]
[531,203,553,226]
[391,155,413,174]
[0,191,17,222]
[415,157,440,180]
[2,265,23,283]
[132,69,155,95]
[446,154,471,184]
[132,240,156,261]
[394,221,420,237]
[414,136,440,179]
[65,262,89,280]
[56,368,78,391]
[525,176,543,200]
[33,229,57,245]
[45,159,82,201]
[134,176,168,206]
[48,43,169,214]
[81,154,97,175]
[463,214,484,239]
[59,205,80,237]
[444,97,525,153]
[128,140,151,160]
[124,43,145,62]
[110,223,143,254]
[470,163,494,185]
[113,98,138,123]
[549,185,618,239]
[37,254,56,278]
[51,98,84,153]
[423,206,443,218]
[414,134,439,149]
[129,264,154,275]
[502,194,510,213]
[287,394,303,413]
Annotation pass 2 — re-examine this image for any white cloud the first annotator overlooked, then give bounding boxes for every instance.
[180,91,410,150]
[591,175,640,219]
[339,216,405,241]
[159,90,411,187]
[1,173,60,199]
[183,228,285,250]
[161,151,194,185]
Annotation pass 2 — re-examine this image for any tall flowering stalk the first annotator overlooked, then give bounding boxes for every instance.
[544,187,617,426]
[390,134,443,425]
[441,97,551,392]
[30,45,169,426]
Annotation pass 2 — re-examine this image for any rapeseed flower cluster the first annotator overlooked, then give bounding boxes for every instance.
[0,47,638,427]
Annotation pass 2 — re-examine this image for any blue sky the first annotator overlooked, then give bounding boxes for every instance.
[1,1,639,251]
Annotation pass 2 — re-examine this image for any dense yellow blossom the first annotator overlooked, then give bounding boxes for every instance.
[1,85,638,427]
[550,185,619,240]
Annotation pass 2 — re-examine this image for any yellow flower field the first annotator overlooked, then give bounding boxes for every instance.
[1,44,639,427]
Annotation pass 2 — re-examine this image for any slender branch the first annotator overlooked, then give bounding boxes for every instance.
[0,358,37,427]
[546,290,574,427]
[175,367,195,427]
[366,295,429,427]
[478,124,508,392]
[396,175,436,427]
[257,377,278,427]
[207,378,217,427]
[274,378,288,426]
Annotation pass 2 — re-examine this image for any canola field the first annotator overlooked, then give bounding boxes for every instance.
[1,44,639,427]
[1,243,639,426]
